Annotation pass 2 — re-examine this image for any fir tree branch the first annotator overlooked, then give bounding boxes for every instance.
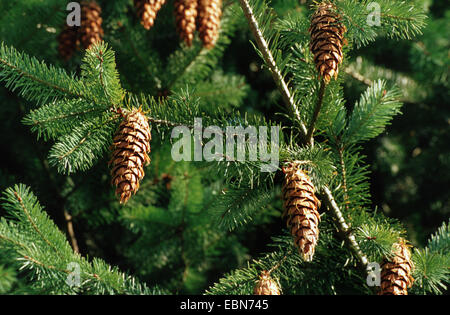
[306,79,326,144]
[48,113,117,174]
[0,43,86,105]
[321,186,369,272]
[337,145,350,212]
[0,184,165,295]
[81,42,124,107]
[12,191,63,260]
[343,80,402,145]
[238,0,308,141]
[239,0,370,279]
[343,66,373,86]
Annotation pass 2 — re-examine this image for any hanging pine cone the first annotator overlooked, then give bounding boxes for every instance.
[379,239,415,295]
[79,1,104,49]
[109,108,152,204]
[197,0,222,49]
[254,271,281,295]
[57,25,78,61]
[174,0,198,46]
[134,0,167,30]
[282,162,321,262]
[309,2,347,83]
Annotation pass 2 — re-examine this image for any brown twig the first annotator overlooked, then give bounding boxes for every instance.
[63,210,79,253]
[238,0,308,140]
[322,186,369,271]
[306,79,326,144]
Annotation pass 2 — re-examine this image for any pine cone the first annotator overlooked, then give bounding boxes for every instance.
[79,1,104,49]
[309,2,347,83]
[197,0,222,49]
[254,271,281,295]
[109,109,151,204]
[57,25,78,61]
[282,162,321,262]
[134,0,167,30]
[379,239,414,295]
[174,0,198,46]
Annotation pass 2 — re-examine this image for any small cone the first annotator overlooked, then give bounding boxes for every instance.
[379,239,415,295]
[109,109,151,204]
[134,0,167,30]
[254,271,281,295]
[282,162,321,262]
[57,25,78,61]
[309,2,347,83]
[197,0,222,49]
[175,0,198,46]
[79,1,104,49]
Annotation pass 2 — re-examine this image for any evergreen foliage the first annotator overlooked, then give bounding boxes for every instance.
[0,0,447,296]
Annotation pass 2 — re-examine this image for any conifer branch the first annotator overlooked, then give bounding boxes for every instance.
[322,186,369,272]
[344,67,373,86]
[13,191,63,259]
[238,0,308,140]
[337,146,350,212]
[238,0,369,277]
[0,56,82,100]
[306,79,326,144]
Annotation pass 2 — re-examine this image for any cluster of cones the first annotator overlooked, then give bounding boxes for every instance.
[58,1,415,296]
[134,0,222,48]
[58,0,222,61]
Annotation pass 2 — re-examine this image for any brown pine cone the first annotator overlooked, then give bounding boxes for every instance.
[174,0,198,46]
[379,239,415,295]
[309,2,347,83]
[79,1,104,49]
[282,162,321,262]
[134,0,167,30]
[254,271,281,295]
[57,25,78,61]
[109,108,151,204]
[197,0,222,49]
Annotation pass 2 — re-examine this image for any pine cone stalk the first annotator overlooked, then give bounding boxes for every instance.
[282,162,321,262]
[109,109,152,204]
[309,2,347,83]
[79,1,104,49]
[254,271,281,295]
[379,239,415,295]
[175,0,198,46]
[134,0,167,30]
[197,0,222,49]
